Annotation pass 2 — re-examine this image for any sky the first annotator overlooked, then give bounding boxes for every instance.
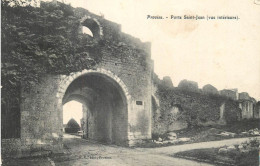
[46,0,260,100]
[63,101,83,125]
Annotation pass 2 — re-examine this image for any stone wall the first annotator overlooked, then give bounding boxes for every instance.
[219,89,238,100]
[152,84,241,135]
[238,100,254,119]
[152,77,260,136]
[202,84,219,95]
[1,4,153,157]
[2,75,63,158]
[178,79,199,92]
[239,92,250,100]
[161,76,174,88]
[254,102,260,119]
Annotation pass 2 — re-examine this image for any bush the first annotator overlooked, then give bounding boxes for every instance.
[235,139,259,166]
[235,149,259,166]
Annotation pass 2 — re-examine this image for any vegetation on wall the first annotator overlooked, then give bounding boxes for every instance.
[1,0,150,138]
[1,0,101,104]
[1,0,104,138]
[153,81,241,135]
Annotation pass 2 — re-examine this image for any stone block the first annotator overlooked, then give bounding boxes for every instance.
[218,148,228,154]
[227,145,236,152]
[178,137,191,142]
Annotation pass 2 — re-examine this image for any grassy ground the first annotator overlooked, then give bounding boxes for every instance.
[177,119,260,142]
[136,119,260,148]
[178,119,260,135]
[221,119,260,133]
[173,147,259,166]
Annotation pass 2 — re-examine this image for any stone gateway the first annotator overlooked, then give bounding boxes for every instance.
[1,3,154,157]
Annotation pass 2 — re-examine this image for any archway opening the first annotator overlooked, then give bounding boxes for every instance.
[81,18,101,39]
[168,104,187,131]
[63,100,83,137]
[62,73,128,145]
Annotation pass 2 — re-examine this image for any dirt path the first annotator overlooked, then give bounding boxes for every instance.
[3,135,259,166]
[140,136,260,155]
[53,135,213,166]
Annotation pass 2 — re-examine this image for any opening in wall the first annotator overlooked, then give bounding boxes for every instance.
[136,101,143,105]
[81,18,101,39]
[63,100,83,134]
[82,26,94,37]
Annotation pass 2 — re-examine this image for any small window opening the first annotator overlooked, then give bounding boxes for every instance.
[136,101,143,105]
[81,18,101,39]
[82,26,94,37]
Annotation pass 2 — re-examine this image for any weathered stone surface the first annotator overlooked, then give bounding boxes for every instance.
[152,86,241,134]
[218,148,228,154]
[178,79,199,92]
[238,145,243,150]
[166,132,177,141]
[163,140,169,144]
[248,129,260,136]
[167,106,188,131]
[219,89,238,100]
[227,145,236,152]
[240,132,249,136]
[254,102,260,119]
[2,2,153,157]
[161,76,174,88]
[168,140,180,144]
[167,132,177,137]
[178,137,190,142]
[217,131,236,137]
[155,141,163,144]
[239,92,250,100]
[239,100,254,119]
[167,136,176,140]
[202,84,219,95]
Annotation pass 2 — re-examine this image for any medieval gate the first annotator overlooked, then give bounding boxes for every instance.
[1,6,153,157]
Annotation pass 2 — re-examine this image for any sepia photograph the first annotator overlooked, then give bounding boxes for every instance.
[1,0,260,165]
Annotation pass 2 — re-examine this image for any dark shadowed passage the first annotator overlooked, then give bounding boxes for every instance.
[62,73,128,145]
